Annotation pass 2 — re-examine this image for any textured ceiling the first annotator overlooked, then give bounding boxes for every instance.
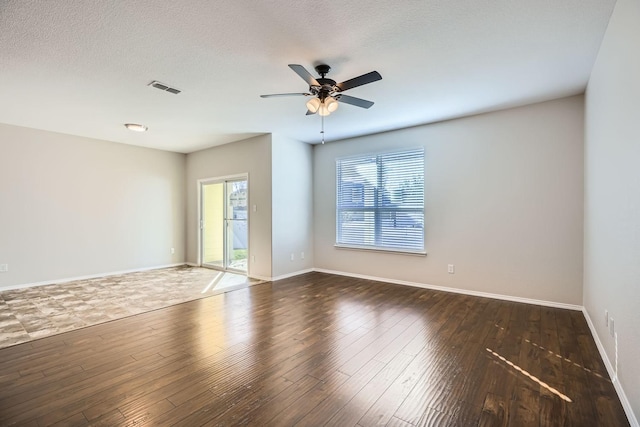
[0,0,616,153]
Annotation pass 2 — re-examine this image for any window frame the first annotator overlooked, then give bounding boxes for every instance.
[335,147,426,256]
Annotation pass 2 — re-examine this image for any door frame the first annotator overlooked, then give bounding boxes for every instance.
[197,173,250,274]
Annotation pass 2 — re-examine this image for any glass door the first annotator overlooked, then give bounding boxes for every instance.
[225,180,248,272]
[201,182,225,269]
[200,177,248,273]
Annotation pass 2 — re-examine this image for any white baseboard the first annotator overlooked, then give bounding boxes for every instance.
[1,263,187,292]
[270,268,315,282]
[248,274,272,281]
[312,268,583,311]
[582,308,638,427]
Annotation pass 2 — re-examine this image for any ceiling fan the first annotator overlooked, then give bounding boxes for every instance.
[260,64,382,116]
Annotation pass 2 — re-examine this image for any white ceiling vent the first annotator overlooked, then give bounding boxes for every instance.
[148,80,181,94]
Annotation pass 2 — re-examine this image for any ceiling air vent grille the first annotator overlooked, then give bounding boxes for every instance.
[148,80,181,94]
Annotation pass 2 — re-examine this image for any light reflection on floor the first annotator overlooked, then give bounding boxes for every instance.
[202,271,262,294]
[485,347,573,402]
[493,323,610,382]
[331,298,428,372]
[191,283,257,362]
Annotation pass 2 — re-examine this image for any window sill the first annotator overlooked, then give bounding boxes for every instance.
[334,244,427,256]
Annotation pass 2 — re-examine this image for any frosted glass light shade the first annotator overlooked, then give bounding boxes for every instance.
[325,96,338,113]
[306,97,321,113]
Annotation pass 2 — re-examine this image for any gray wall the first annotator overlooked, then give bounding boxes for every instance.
[314,96,585,305]
[185,134,273,279]
[271,134,314,277]
[584,0,640,420]
[0,123,186,289]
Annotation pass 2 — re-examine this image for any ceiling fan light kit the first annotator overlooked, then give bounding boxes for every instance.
[307,96,339,116]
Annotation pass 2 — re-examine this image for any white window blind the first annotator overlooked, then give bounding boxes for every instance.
[336,148,425,253]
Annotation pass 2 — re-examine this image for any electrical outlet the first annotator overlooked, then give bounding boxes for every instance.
[251,255,255,262]
[605,310,609,327]
[0,264,8,272]
[301,252,305,260]
[170,247,175,254]
[447,264,455,274]
[290,253,294,261]
[609,317,615,337]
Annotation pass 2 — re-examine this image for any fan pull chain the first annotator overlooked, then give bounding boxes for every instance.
[321,114,325,144]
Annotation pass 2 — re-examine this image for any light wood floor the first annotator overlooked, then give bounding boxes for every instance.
[0,272,629,426]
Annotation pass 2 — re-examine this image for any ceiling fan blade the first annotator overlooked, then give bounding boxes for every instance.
[336,71,382,92]
[288,64,320,87]
[306,109,316,115]
[260,93,309,98]
[336,94,374,109]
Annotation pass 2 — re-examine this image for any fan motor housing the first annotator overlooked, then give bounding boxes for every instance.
[316,78,337,88]
[313,64,337,96]
[315,64,331,76]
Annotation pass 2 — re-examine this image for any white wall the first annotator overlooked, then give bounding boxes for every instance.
[185,134,273,279]
[271,134,314,278]
[314,96,585,305]
[584,0,640,422]
[0,123,186,289]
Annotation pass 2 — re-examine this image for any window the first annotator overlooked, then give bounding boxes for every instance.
[336,148,425,254]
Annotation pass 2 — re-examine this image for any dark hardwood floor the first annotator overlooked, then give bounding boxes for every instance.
[0,272,629,426]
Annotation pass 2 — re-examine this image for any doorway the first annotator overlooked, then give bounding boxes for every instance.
[200,176,248,273]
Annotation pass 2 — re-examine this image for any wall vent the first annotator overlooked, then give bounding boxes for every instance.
[148,80,181,94]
